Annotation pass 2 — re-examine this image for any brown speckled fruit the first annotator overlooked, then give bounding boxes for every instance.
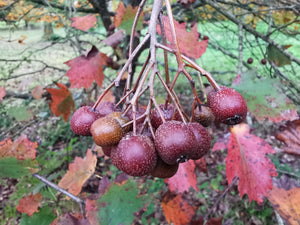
[150,157,179,178]
[95,101,121,117]
[108,112,131,133]
[150,104,181,129]
[91,117,123,147]
[186,122,211,160]
[207,86,247,125]
[71,106,101,136]
[154,121,195,165]
[111,134,157,176]
[193,106,215,127]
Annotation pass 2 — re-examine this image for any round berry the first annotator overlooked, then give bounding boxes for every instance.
[193,106,215,127]
[151,157,179,178]
[125,107,146,125]
[150,104,181,129]
[108,112,131,133]
[95,101,120,117]
[247,58,253,64]
[261,59,267,65]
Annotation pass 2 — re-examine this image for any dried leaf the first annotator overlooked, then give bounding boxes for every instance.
[226,123,278,204]
[161,192,196,225]
[114,2,144,34]
[157,16,208,59]
[16,193,42,216]
[65,46,108,89]
[71,14,97,31]
[276,119,300,155]
[58,149,97,196]
[268,186,300,225]
[31,85,44,100]
[165,160,198,193]
[0,86,6,102]
[46,83,75,122]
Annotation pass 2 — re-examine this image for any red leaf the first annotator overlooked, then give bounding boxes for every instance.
[157,16,208,59]
[226,123,278,204]
[31,85,44,100]
[0,134,38,160]
[58,149,97,196]
[0,86,5,102]
[276,119,300,156]
[268,186,300,225]
[212,137,228,152]
[16,193,42,216]
[65,46,108,89]
[194,157,207,174]
[71,14,97,31]
[46,83,75,122]
[161,192,196,225]
[165,160,198,193]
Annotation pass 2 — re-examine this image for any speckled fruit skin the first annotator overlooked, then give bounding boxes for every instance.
[102,146,117,157]
[125,107,146,125]
[111,134,157,177]
[207,86,247,125]
[154,121,196,165]
[71,106,101,136]
[95,101,120,117]
[107,112,131,133]
[193,106,215,127]
[150,104,181,129]
[90,117,123,147]
[186,122,211,160]
[150,157,179,178]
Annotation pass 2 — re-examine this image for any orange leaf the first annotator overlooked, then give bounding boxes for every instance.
[226,123,278,204]
[71,14,97,31]
[0,134,38,160]
[58,149,97,196]
[268,186,300,225]
[0,86,6,102]
[16,193,42,216]
[65,46,108,89]
[157,16,208,59]
[165,160,198,193]
[46,83,75,122]
[31,85,44,100]
[161,192,196,225]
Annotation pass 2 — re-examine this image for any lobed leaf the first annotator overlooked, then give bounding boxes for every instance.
[71,14,97,31]
[16,193,42,216]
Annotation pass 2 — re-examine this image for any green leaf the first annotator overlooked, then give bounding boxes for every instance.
[0,158,37,178]
[232,70,297,122]
[97,179,150,225]
[20,206,56,225]
[266,44,291,67]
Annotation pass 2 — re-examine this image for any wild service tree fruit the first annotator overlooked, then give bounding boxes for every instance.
[207,86,247,125]
[193,105,215,127]
[111,134,157,176]
[151,157,179,178]
[247,57,253,64]
[186,122,211,160]
[95,101,121,117]
[154,121,195,165]
[150,103,181,129]
[261,59,267,65]
[90,117,123,147]
[107,112,131,133]
[71,106,101,136]
[125,107,146,125]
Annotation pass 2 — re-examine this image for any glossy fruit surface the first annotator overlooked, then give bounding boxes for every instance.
[111,134,157,176]
[247,58,253,64]
[150,104,181,129]
[71,106,101,136]
[108,112,131,133]
[193,106,215,127]
[91,117,123,147]
[186,122,211,160]
[95,101,120,117]
[261,59,267,65]
[154,121,195,165]
[150,157,179,178]
[207,86,247,125]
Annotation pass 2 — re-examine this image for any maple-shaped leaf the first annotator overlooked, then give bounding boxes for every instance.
[226,123,278,204]
[71,14,97,31]
[165,160,198,193]
[16,193,42,216]
[161,191,196,225]
[268,186,300,225]
[46,83,75,122]
[65,46,108,89]
[157,15,208,59]
[276,119,300,155]
[31,85,44,100]
[0,86,5,102]
[232,70,298,122]
[58,149,97,196]
[113,2,144,34]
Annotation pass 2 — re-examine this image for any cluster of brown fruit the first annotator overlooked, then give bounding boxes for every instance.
[70,86,247,178]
